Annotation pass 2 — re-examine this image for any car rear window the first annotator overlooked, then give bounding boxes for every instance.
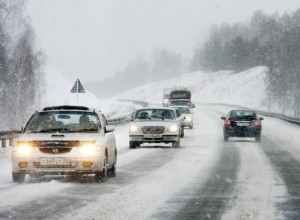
[230,110,256,119]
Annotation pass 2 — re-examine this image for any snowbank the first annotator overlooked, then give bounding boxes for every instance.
[43,66,268,117]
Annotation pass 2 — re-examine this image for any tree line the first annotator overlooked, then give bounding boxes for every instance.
[0,0,43,129]
[191,10,300,117]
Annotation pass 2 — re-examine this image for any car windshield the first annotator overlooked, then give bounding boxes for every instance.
[170,100,191,106]
[134,109,175,120]
[230,110,256,119]
[24,111,101,133]
[176,107,191,114]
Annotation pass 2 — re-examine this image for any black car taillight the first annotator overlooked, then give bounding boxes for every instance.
[225,119,231,126]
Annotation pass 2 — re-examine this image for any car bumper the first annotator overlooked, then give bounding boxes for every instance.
[130,134,179,143]
[224,126,261,137]
[183,121,193,127]
[11,156,105,176]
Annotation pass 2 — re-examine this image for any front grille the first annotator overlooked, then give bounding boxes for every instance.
[33,140,81,147]
[39,147,72,154]
[25,140,81,154]
[142,126,165,134]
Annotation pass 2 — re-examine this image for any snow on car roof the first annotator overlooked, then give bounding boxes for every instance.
[136,107,176,111]
[41,105,102,113]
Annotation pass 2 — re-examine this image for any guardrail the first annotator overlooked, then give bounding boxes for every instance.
[0,130,20,148]
[106,113,134,125]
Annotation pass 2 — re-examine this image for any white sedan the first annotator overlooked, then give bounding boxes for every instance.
[11,105,117,183]
[129,107,184,148]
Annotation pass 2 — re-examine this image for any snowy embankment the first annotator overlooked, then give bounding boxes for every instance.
[105,66,268,110]
[42,66,268,119]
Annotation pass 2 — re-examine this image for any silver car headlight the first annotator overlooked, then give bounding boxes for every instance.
[185,116,192,122]
[166,125,179,133]
[78,143,100,156]
[129,124,140,133]
[15,142,34,156]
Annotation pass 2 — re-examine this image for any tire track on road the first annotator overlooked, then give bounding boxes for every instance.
[152,143,240,220]
[260,137,300,220]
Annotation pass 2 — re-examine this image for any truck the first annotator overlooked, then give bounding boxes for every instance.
[169,88,194,108]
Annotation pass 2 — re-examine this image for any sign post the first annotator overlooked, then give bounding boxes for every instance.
[71,79,85,105]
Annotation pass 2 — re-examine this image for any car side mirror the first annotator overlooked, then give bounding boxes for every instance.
[105,125,115,133]
[259,117,264,120]
[192,104,195,108]
[221,116,226,120]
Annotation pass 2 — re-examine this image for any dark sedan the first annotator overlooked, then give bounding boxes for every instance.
[221,110,263,142]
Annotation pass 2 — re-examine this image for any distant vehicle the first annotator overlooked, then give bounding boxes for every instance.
[221,110,263,142]
[170,106,194,129]
[11,105,117,183]
[162,88,172,107]
[169,88,195,108]
[129,107,185,148]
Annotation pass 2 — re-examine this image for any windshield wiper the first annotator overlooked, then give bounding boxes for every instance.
[71,128,99,132]
[36,128,71,133]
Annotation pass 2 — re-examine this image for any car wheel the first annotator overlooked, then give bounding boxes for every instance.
[129,141,140,149]
[12,172,25,183]
[172,137,180,148]
[255,135,261,142]
[95,160,107,183]
[189,125,193,129]
[180,127,184,138]
[224,133,229,142]
[108,162,116,177]
[109,150,117,177]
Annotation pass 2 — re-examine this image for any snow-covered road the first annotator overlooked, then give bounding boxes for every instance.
[0,105,300,220]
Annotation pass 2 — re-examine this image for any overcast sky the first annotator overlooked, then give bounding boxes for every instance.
[27,0,300,82]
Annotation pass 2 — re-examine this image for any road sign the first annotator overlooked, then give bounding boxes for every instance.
[71,79,85,105]
[71,79,85,93]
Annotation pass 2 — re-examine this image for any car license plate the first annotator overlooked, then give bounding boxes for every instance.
[237,122,250,126]
[40,158,71,166]
[144,134,161,138]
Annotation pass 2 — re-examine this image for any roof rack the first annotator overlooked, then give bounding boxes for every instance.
[42,105,90,111]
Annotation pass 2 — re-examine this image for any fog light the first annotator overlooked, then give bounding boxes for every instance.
[83,162,93,168]
[19,162,28,168]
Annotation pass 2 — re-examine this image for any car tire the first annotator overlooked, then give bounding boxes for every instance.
[255,135,261,142]
[224,133,229,142]
[129,142,140,149]
[189,125,193,129]
[12,172,25,183]
[172,137,180,148]
[180,127,184,138]
[108,150,117,177]
[95,160,107,183]
[108,162,116,177]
